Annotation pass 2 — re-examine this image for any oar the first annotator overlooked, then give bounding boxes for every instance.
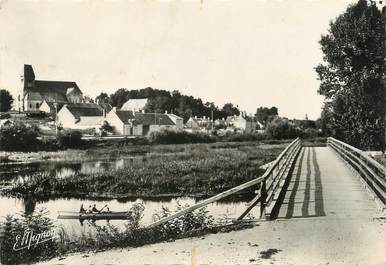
[98,204,108,213]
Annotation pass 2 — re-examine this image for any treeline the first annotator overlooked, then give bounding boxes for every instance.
[96,87,240,121]
[316,0,385,150]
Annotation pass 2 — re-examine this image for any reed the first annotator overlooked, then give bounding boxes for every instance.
[4,143,286,199]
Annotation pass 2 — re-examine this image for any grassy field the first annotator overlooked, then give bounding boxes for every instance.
[4,141,288,199]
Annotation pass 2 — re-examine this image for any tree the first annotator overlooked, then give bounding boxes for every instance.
[0,122,39,151]
[265,117,300,140]
[255,106,278,125]
[221,103,240,117]
[95,92,110,104]
[0,89,14,112]
[315,0,385,150]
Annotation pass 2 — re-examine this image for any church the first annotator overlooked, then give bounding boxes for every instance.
[18,64,83,113]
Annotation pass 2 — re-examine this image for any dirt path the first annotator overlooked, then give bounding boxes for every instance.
[36,215,384,265]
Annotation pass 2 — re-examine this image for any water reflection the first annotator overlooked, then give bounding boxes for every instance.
[0,157,146,181]
[0,194,256,239]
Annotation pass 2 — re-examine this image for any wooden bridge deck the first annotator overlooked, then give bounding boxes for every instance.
[276,147,379,220]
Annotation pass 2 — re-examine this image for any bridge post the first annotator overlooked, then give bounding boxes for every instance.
[260,179,267,218]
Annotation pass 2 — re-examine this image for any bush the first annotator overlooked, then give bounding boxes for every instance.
[223,132,270,142]
[100,121,114,135]
[265,117,301,140]
[56,130,82,149]
[0,121,39,151]
[148,130,216,144]
[1,209,59,265]
[302,128,319,138]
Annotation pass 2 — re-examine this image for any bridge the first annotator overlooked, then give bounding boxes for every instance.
[38,138,385,265]
[150,137,385,225]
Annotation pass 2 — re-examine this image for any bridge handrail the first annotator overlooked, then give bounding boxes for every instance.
[327,137,385,205]
[327,137,385,175]
[148,138,301,228]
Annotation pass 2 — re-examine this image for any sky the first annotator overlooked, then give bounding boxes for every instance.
[0,0,358,119]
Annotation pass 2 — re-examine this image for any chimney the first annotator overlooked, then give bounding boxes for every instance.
[165,110,168,114]
[195,116,197,119]
[112,107,117,112]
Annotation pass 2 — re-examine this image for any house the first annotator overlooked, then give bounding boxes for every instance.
[165,112,184,130]
[18,65,83,112]
[57,103,105,130]
[226,113,257,133]
[105,108,183,136]
[185,116,212,131]
[105,108,136,135]
[120,98,148,111]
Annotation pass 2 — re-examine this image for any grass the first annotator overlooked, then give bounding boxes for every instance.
[3,142,287,199]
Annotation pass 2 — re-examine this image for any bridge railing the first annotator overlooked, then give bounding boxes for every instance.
[148,137,302,228]
[327,137,385,206]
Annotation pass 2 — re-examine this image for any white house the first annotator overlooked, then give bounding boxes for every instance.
[185,116,212,131]
[105,108,183,136]
[57,103,105,130]
[226,113,257,133]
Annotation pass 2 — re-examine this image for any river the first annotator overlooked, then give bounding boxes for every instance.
[0,157,256,239]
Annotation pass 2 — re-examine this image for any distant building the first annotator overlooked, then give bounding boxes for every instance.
[18,65,83,112]
[185,116,212,131]
[226,113,257,133]
[120,98,148,112]
[214,118,226,127]
[57,103,105,130]
[105,108,183,136]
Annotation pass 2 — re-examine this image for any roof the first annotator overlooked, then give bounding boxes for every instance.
[167,113,183,120]
[121,98,148,110]
[25,80,82,102]
[115,110,135,124]
[134,113,175,126]
[112,110,176,126]
[65,103,103,119]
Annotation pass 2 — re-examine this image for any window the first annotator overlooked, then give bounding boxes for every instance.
[29,104,32,108]
[36,103,39,108]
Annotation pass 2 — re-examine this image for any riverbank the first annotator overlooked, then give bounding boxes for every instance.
[0,139,291,164]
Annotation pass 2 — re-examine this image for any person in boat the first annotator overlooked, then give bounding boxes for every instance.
[80,204,86,213]
[87,205,93,213]
[104,207,111,213]
[92,204,100,213]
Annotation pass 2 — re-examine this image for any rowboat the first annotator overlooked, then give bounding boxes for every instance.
[58,211,130,220]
